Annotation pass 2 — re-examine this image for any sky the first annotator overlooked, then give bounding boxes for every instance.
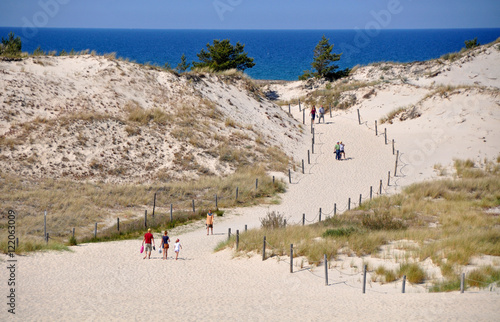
[0,0,499,30]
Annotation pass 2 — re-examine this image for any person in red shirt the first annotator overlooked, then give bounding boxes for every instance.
[142,228,155,259]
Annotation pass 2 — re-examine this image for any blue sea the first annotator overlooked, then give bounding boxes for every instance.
[1,28,499,80]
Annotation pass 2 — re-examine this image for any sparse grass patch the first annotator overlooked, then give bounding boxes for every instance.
[398,262,426,284]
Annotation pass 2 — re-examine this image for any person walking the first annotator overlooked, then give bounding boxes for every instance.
[340,141,345,160]
[160,230,170,260]
[310,106,317,124]
[174,239,182,260]
[334,142,341,160]
[206,210,214,235]
[318,106,325,123]
[142,228,155,259]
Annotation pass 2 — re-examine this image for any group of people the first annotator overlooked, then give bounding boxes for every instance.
[141,210,216,260]
[142,228,182,260]
[334,141,346,160]
[310,105,325,124]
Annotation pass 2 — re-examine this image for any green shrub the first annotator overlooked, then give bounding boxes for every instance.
[68,235,77,246]
[398,263,426,284]
[322,227,355,238]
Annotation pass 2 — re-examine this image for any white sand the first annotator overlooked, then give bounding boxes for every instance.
[2,45,500,320]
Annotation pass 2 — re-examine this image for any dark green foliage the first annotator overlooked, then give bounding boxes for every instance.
[300,35,350,81]
[465,37,480,49]
[1,32,22,57]
[176,53,191,73]
[68,235,77,246]
[322,227,355,238]
[193,39,255,71]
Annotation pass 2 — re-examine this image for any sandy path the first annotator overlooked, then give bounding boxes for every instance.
[2,108,499,321]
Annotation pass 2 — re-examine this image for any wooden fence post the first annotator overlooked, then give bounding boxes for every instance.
[394,150,399,176]
[299,99,301,111]
[302,213,305,226]
[348,198,351,210]
[319,208,322,222]
[170,204,173,222]
[144,210,147,228]
[308,150,310,164]
[379,180,383,195]
[370,186,373,200]
[402,275,406,293]
[357,109,361,125]
[290,244,293,273]
[329,104,332,118]
[245,224,247,232]
[192,199,195,213]
[303,109,305,124]
[359,194,362,207]
[262,236,266,261]
[375,120,378,136]
[324,254,328,286]
[94,223,97,239]
[46,233,49,244]
[44,210,47,241]
[388,171,391,186]
[289,170,291,184]
[392,139,395,155]
[461,273,465,293]
[256,178,258,190]
[288,104,291,114]
[236,230,239,250]
[152,192,156,217]
[215,194,218,209]
[302,160,304,174]
[334,203,337,216]
[384,128,387,144]
[117,218,119,231]
[228,228,231,241]
[72,227,75,237]
[363,264,367,294]
[236,187,239,200]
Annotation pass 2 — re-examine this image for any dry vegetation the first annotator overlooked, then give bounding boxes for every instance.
[219,159,500,291]
[0,166,286,252]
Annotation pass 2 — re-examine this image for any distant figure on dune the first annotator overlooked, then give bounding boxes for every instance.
[142,228,155,259]
[174,238,182,260]
[206,210,214,235]
[310,105,316,124]
[160,230,170,260]
[340,141,345,159]
[334,141,341,160]
[318,106,325,123]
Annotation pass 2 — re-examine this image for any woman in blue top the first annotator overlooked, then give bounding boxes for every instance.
[160,231,170,260]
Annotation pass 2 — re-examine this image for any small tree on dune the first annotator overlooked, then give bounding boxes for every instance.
[176,53,191,73]
[193,39,255,72]
[1,32,22,57]
[300,35,349,81]
[464,37,480,49]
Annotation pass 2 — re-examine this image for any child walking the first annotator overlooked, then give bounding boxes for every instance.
[174,238,182,260]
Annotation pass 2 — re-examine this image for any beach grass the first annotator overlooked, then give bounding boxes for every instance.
[218,158,500,290]
[0,166,286,253]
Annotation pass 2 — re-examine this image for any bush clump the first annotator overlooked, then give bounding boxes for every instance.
[260,211,287,229]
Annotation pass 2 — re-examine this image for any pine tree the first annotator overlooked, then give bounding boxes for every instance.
[193,39,255,72]
[1,32,22,57]
[300,35,349,81]
[176,53,191,73]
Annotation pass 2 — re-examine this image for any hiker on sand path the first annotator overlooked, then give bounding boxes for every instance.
[160,230,170,260]
[206,210,214,235]
[310,106,317,124]
[142,228,155,259]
